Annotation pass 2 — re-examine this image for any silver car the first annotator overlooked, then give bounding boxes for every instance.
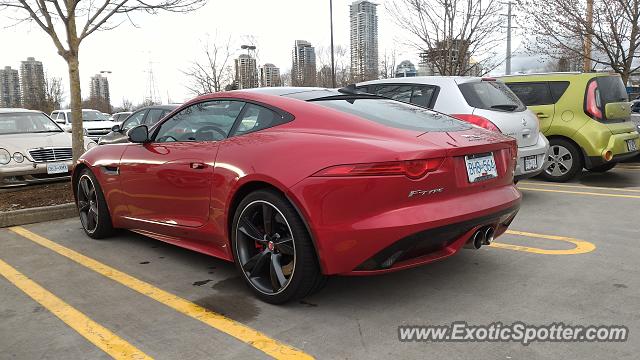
[356,77,550,181]
[0,108,96,187]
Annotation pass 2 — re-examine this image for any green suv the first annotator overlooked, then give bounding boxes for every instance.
[500,73,639,181]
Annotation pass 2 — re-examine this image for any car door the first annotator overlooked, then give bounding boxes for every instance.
[505,82,555,133]
[118,100,245,235]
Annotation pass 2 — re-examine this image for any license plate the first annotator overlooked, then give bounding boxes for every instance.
[627,139,638,152]
[465,153,498,183]
[46,162,68,174]
[523,155,538,171]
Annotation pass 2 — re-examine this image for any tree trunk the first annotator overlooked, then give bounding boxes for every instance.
[67,54,84,163]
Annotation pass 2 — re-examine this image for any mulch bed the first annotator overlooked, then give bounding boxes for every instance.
[0,181,74,212]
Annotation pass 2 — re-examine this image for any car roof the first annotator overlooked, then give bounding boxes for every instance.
[0,108,43,114]
[358,76,487,86]
[235,87,344,101]
[56,108,102,112]
[134,104,180,111]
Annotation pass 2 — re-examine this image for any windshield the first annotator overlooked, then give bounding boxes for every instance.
[0,112,62,135]
[458,81,526,112]
[597,76,628,104]
[69,110,109,122]
[310,97,472,132]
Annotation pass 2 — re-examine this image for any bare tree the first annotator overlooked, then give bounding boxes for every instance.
[518,0,640,83]
[119,98,134,112]
[0,0,205,161]
[387,0,504,76]
[39,75,65,114]
[183,34,235,95]
[380,48,398,79]
[316,45,353,87]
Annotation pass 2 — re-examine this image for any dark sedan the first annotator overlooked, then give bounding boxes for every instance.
[98,104,179,145]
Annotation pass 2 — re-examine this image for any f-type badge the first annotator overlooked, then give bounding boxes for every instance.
[408,188,444,197]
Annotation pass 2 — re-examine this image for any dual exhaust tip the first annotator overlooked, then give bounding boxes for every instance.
[465,226,495,249]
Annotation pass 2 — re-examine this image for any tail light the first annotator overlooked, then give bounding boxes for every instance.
[313,158,444,180]
[585,80,603,120]
[451,114,501,132]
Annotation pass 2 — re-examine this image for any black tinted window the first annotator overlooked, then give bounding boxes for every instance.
[506,82,553,106]
[232,104,284,136]
[411,86,435,108]
[311,98,471,132]
[373,85,413,102]
[549,81,570,102]
[596,76,628,104]
[459,81,526,111]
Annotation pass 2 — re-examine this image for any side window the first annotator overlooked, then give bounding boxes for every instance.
[122,110,147,131]
[154,100,245,143]
[549,81,570,103]
[506,82,553,106]
[232,103,284,136]
[374,85,413,103]
[410,86,436,108]
[145,109,165,126]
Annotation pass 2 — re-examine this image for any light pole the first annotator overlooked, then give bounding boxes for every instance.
[330,0,336,87]
[240,45,257,88]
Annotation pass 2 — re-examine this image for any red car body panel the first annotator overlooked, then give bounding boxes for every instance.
[75,90,521,275]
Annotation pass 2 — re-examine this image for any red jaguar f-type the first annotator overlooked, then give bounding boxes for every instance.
[73,87,521,303]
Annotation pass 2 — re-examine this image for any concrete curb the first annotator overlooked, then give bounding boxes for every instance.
[0,203,77,228]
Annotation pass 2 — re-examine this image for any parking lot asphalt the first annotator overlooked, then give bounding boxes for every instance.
[1,161,639,360]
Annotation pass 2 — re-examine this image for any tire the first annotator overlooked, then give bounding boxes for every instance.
[76,168,114,239]
[539,138,583,182]
[231,189,324,304]
[588,162,617,173]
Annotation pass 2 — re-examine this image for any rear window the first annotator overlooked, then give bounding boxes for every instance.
[311,98,471,132]
[505,82,553,106]
[459,81,526,112]
[596,76,628,104]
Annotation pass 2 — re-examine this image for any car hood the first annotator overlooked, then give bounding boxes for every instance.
[0,132,72,152]
[82,121,119,129]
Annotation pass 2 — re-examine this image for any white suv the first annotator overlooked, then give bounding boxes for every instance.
[50,109,119,141]
[356,77,550,181]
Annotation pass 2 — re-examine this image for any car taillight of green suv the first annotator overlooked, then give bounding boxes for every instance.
[500,73,639,182]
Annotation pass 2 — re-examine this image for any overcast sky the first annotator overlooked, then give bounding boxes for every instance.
[1,0,542,109]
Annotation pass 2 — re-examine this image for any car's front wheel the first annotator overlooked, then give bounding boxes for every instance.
[76,168,114,239]
[231,189,324,304]
[540,139,583,182]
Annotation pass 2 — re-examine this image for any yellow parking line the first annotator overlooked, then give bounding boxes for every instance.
[518,187,640,199]
[7,226,313,360]
[519,181,640,193]
[0,258,151,360]
[490,230,596,255]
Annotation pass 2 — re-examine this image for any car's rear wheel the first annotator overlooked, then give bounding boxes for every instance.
[76,168,114,239]
[588,162,617,172]
[231,189,324,304]
[540,139,583,182]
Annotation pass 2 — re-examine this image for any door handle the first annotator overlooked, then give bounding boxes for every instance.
[190,162,207,169]
[536,113,550,119]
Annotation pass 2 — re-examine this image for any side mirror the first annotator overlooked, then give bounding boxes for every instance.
[128,125,149,143]
[604,102,631,120]
[111,124,121,132]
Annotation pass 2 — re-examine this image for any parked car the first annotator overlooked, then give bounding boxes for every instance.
[500,72,640,181]
[355,77,549,181]
[630,99,640,133]
[109,111,132,123]
[73,87,521,303]
[99,105,178,145]
[0,108,96,187]
[50,109,120,141]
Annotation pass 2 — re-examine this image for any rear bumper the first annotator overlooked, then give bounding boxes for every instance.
[514,133,549,180]
[289,181,522,275]
[0,161,73,187]
[584,131,640,168]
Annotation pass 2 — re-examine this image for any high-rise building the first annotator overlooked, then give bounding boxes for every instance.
[350,0,379,81]
[90,73,111,107]
[260,64,281,87]
[0,66,21,108]
[235,54,259,89]
[395,60,417,77]
[292,40,317,87]
[20,57,45,109]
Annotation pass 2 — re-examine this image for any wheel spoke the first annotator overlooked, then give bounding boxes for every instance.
[80,178,91,198]
[262,204,274,235]
[78,200,90,212]
[243,249,270,277]
[275,237,294,255]
[270,253,287,290]
[238,217,266,243]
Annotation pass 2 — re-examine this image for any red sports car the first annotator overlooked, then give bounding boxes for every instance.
[73,87,521,303]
